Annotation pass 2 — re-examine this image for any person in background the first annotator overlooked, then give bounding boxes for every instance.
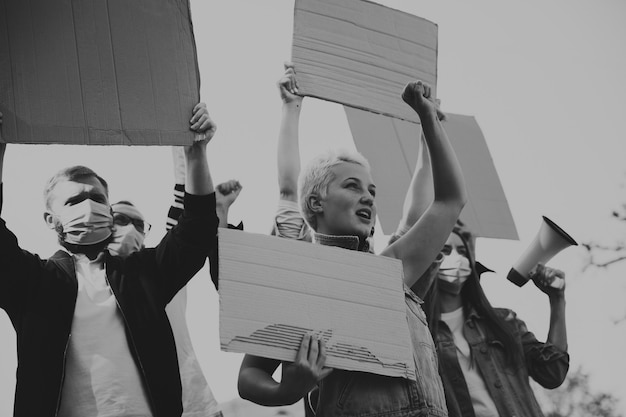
[107,175,241,417]
[115,144,241,416]
[0,104,219,417]
[389,113,569,416]
[169,145,242,291]
[238,78,467,417]
[422,220,569,417]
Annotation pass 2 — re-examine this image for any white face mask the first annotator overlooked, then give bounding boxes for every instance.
[108,224,145,257]
[54,199,113,245]
[437,250,472,295]
[439,251,472,279]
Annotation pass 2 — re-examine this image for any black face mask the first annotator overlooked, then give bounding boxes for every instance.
[437,274,468,296]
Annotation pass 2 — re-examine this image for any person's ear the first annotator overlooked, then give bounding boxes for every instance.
[307,194,323,215]
[43,211,56,230]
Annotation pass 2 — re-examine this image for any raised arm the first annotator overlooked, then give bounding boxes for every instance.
[215,179,242,228]
[532,264,568,352]
[397,134,433,233]
[184,102,216,196]
[0,125,46,316]
[509,281,569,389]
[396,100,446,231]
[155,102,218,300]
[382,81,467,287]
[277,63,303,202]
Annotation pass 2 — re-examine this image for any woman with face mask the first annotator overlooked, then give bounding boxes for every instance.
[389,122,568,417]
[421,221,570,417]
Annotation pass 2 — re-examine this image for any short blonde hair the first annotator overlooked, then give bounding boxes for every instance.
[298,149,370,231]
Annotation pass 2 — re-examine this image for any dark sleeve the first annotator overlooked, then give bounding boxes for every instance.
[507,310,570,389]
[154,191,218,303]
[0,183,45,318]
[165,182,222,291]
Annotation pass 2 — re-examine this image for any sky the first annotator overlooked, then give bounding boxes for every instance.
[1,0,626,415]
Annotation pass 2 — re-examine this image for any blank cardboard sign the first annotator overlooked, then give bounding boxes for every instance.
[219,228,416,380]
[292,0,437,124]
[0,0,200,145]
[345,107,518,240]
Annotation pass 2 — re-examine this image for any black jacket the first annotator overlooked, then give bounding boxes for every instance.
[0,186,218,417]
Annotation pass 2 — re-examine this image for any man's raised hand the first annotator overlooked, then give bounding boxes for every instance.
[190,102,217,144]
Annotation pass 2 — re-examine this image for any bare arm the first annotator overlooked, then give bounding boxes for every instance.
[277,63,303,202]
[238,334,332,406]
[169,140,241,229]
[396,100,446,230]
[382,81,467,287]
[238,355,287,406]
[532,264,567,352]
[215,179,242,228]
[184,103,216,196]
[397,134,433,232]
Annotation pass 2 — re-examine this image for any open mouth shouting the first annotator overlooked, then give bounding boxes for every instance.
[356,208,372,221]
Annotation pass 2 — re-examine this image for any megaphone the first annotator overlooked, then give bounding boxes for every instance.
[507,216,577,289]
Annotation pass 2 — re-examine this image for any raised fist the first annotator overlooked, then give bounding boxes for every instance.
[402,80,437,117]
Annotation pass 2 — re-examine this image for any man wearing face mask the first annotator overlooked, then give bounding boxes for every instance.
[108,201,151,257]
[421,221,570,417]
[0,104,219,417]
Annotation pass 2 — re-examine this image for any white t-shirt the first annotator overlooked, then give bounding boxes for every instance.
[58,252,152,417]
[271,199,312,241]
[440,307,498,417]
[166,288,221,417]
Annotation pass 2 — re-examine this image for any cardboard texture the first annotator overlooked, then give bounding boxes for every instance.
[344,107,518,240]
[0,0,200,145]
[219,228,416,380]
[292,0,437,124]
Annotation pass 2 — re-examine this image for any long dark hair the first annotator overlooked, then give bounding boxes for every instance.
[422,224,522,366]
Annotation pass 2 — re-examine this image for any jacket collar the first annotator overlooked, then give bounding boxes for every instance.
[312,232,369,252]
[49,250,75,278]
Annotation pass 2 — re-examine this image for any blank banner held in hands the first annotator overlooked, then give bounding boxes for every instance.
[292,0,437,124]
[219,228,416,380]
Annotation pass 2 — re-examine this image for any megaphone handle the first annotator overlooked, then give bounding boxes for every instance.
[530,264,565,290]
[549,276,565,290]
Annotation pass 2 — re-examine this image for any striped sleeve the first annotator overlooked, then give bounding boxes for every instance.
[166,183,185,231]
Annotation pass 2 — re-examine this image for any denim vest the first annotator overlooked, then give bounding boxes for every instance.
[436,308,569,417]
[312,231,448,417]
[315,287,447,417]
